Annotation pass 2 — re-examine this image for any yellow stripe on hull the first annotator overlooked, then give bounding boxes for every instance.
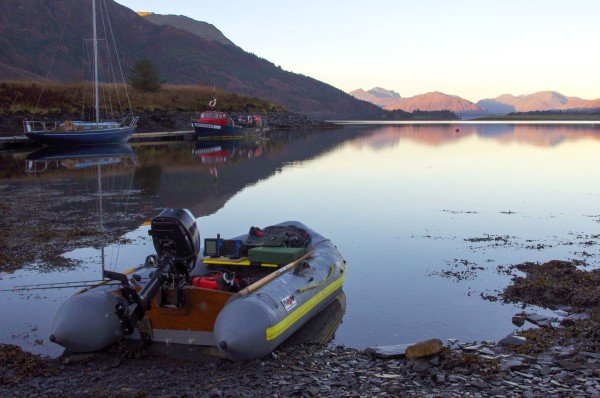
[266,266,346,341]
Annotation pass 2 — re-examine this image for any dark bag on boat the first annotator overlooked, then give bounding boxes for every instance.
[245,225,311,249]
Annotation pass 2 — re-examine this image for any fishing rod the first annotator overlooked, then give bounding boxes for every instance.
[3,275,150,292]
[1,261,153,293]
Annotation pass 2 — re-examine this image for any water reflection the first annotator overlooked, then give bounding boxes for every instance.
[25,144,137,173]
[1,124,599,357]
[286,290,346,346]
[193,137,266,189]
[25,144,140,268]
[347,123,600,148]
[2,144,139,273]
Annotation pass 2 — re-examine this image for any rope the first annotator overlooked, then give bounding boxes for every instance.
[297,263,335,293]
[101,0,134,118]
[295,237,334,293]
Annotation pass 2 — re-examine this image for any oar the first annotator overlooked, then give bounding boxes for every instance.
[237,249,315,297]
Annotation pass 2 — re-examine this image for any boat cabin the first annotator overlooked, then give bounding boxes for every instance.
[59,120,121,131]
[199,111,231,126]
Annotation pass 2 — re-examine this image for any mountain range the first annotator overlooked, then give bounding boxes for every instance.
[350,88,600,115]
[0,0,394,120]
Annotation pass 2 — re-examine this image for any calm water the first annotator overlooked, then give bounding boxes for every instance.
[1,123,599,357]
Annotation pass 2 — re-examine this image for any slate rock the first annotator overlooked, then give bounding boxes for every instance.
[411,358,433,372]
[525,313,557,327]
[364,344,410,358]
[499,334,527,346]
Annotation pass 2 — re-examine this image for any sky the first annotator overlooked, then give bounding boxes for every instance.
[114,0,599,102]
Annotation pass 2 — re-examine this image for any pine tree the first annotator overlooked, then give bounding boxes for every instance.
[128,58,163,92]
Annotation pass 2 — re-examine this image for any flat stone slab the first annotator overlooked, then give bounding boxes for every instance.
[364,344,411,358]
[525,313,558,327]
[499,334,527,346]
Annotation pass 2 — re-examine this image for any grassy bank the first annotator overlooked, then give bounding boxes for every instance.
[0,81,286,116]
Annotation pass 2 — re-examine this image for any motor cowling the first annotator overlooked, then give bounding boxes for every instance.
[149,208,200,267]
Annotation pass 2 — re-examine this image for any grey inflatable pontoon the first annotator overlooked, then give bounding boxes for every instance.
[49,208,346,361]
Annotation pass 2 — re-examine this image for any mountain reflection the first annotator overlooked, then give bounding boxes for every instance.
[349,123,600,148]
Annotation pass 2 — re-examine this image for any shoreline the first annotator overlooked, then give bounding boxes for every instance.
[2,260,600,397]
[0,110,339,137]
[1,325,598,397]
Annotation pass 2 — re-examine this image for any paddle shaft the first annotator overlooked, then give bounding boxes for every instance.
[237,249,315,297]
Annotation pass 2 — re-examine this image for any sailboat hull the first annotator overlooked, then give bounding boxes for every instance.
[25,126,135,146]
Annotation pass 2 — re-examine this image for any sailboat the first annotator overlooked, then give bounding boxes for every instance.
[24,0,138,146]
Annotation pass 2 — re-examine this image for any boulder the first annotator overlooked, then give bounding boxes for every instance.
[512,315,526,327]
[405,339,444,359]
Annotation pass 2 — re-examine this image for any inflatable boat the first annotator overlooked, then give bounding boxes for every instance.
[49,208,346,361]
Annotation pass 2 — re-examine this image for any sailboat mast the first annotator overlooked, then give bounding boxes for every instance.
[92,0,100,123]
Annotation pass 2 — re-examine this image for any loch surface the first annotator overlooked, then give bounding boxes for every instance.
[1,123,599,357]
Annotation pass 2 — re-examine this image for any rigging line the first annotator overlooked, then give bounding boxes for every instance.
[32,0,77,119]
[102,0,134,115]
[99,0,123,117]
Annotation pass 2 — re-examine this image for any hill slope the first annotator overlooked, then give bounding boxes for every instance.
[0,0,387,119]
[139,12,234,46]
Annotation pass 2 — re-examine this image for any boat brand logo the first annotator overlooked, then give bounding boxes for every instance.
[193,123,222,130]
[281,295,297,311]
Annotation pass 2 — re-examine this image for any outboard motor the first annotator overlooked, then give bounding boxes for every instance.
[109,208,201,335]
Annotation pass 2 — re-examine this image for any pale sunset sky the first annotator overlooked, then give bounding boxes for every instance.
[114,0,599,102]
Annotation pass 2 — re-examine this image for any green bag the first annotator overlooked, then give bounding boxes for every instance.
[248,247,306,265]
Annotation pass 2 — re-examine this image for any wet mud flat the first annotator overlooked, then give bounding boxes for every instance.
[3,260,600,397]
[0,183,146,273]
